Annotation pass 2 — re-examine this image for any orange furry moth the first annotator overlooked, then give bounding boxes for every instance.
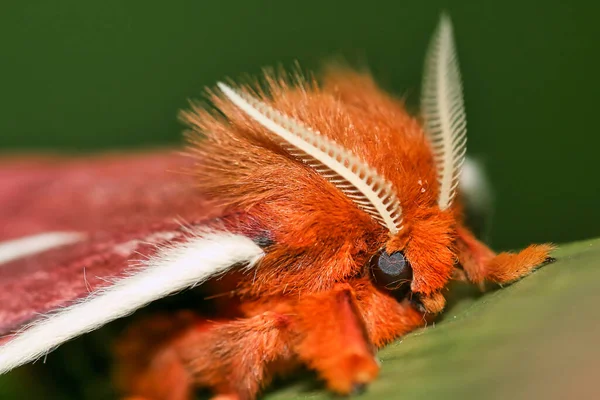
[0,14,554,399]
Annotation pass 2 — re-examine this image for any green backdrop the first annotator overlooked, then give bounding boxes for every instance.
[1,2,599,399]
[1,1,598,250]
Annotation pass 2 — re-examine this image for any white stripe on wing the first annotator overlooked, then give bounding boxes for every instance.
[0,232,84,265]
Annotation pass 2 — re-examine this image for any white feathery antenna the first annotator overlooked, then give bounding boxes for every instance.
[421,14,467,210]
[218,82,404,234]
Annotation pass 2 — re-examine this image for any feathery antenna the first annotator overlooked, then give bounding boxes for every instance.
[421,14,467,210]
[218,82,404,234]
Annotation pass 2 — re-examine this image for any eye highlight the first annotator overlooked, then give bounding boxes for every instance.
[370,250,413,295]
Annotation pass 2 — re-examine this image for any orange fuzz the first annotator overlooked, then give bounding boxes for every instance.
[0,15,554,400]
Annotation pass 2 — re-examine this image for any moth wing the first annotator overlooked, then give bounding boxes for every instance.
[0,152,264,373]
[459,157,494,239]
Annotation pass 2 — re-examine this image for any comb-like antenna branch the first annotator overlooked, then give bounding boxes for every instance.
[218,82,403,234]
[421,14,467,210]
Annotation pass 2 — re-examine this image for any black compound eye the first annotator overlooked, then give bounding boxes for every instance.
[370,250,413,293]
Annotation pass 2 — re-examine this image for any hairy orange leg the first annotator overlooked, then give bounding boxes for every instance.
[115,311,292,400]
[115,282,428,399]
[179,311,292,400]
[116,288,379,399]
[350,279,428,346]
[291,283,380,394]
[114,312,200,400]
[456,226,555,286]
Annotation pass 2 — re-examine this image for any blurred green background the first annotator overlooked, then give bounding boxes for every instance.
[1,0,598,250]
[1,3,599,398]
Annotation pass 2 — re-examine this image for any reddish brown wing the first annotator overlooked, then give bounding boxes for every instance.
[0,151,222,337]
[0,151,219,240]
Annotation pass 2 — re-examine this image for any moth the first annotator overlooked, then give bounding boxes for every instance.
[0,15,553,400]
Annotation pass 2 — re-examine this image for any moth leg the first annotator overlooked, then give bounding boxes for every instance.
[114,311,199,400]
[291,284,380,395]
[350,279,428,346]
[114,310,291,400]
[456,225,555,286]
[175,311,292,400]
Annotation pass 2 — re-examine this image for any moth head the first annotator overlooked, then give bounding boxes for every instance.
[215,14,466,314]
[218,83,451,314]
[381,206,456,314]
[368,248,447,315]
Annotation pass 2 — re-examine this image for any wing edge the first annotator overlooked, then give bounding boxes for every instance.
[0,231,263,374]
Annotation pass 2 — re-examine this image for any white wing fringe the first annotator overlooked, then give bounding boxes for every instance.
[0,231,263,374]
